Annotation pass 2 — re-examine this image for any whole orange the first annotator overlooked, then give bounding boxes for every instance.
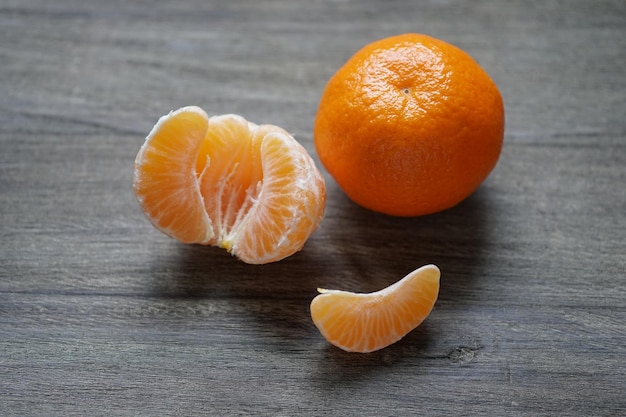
[314,33,504,216]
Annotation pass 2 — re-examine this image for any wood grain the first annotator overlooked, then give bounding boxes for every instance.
[1,0,625,415]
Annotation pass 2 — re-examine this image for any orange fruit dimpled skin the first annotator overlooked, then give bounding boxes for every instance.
[314,33,505,217]
[310,264,440,353]
[133,106,326,264]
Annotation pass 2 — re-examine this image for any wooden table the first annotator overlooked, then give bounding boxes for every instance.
[2,1,625,415]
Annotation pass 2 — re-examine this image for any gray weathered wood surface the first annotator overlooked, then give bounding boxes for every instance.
[1,0,625,415]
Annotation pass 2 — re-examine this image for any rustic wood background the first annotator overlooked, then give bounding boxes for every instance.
[1,0,625,415]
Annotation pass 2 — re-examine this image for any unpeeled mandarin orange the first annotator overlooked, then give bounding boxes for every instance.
[314,33,505,217]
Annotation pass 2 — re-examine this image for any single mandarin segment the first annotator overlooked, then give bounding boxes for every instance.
[133,106,326,264]
[310,264,440,353]
[133,107,213,244]
[314,33,505,217]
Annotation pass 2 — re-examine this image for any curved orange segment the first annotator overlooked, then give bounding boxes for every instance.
[230,126,326,264]
[133,106,214,244]
[310,264,440,353]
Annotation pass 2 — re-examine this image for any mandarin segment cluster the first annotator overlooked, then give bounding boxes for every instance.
[133,106,326,265]
[132,33,503,353]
